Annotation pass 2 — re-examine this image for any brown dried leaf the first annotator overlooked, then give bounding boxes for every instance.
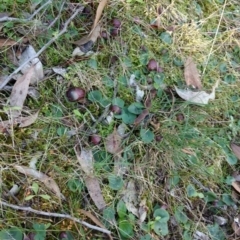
[106,128,122,154]
[0,111,39,133]
[9,66,35,117]
[232,216,240,236]
[184,57,202,89]
[74,146,93,175]
[14,165,64,201]
[19,111,39,127]
[134,109,149,126]
[122,180,138,216]
[92,0,108,31]
[85,176,106,210]
[74,25,101,47]
[0,38,17,47]
[232,181,240,194]
[231,143,240,160]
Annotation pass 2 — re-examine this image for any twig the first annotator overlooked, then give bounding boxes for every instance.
[0,200,111,235]
[0,6,84,90]
[0,0,52,23]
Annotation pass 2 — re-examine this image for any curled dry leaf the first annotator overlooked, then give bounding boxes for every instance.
[79,209,113,240]
[122,180,138,217]
[231,143,240,160]
[0,38,17,47]
[18,45,44,84]
[232,215,240,236]
[72,25,101,57]
[184,57,202,89]
[232,181,240,194]
[139,198,148,223]
[14,165,65,201]
[106,129,122,154]
[92,0,108,31]
[19,111,39,127]
[9,66,35,117]
[0,111,39,133]
[175,79,219,105]
[85,176,106,210]
[134,109,149,126]
[74,146,94,175]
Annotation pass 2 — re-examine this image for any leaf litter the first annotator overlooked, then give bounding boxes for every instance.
[14,165,65,202]
[74,145,106,210]
[72,0,108,57]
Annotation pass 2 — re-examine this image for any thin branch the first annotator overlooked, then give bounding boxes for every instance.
[0,200,111,235]
[28,0,52,20]
[0,6,84,90]
[0,0,52,22]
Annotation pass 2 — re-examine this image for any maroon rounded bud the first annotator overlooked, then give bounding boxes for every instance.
[147,59,158,71]
[112,18,121,28]
[110,105,121,114]
[66,87,86,102]
[59,232,68,239]
[176,113,184,122]
[101,30,108,39]
[110,28,119,37]
[27,233,36,240]
[90,134,101,145]
[155,135,163,142]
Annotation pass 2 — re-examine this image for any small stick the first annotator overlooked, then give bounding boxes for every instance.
[0,6,84,89]
[0,200,111,235]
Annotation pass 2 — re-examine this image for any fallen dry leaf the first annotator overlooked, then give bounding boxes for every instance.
[85,176,106,210]
[122,180,138,217]
[232,216,240,236]
[92,0,108,31]
[19,111,39,127]
[0,38,17,47]
[14,165,65,201]
[139,198,148,223]
[74,146,94,176]
[134,109,149,126]
[106,129,122,154]
[184,57,202,89]
[0,111,39,133]
[9,66,35,117]
[175,79,219,105]
[79,209,113,240]
[18,45,44,84]
[232,181,240,194]
[231,143,240,160]
[72,25,101,57]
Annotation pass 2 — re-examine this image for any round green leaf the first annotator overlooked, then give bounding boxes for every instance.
[153,221,169,236]
[67,179,83,193]
[117,200,127,219]
[186,184,197,197]
[88,90,102,102]
[88,59,98,69]
[108,174,124,190]
[119,220,134,238]
[121,108,136,124]
[128,102,145,114]
[102,76,114,88]
[140,129,154,143]
[153,209,170,223]
[112,97,125,108]
[0,227,23,240]
[160,32,172,44]
[174,206,188,224]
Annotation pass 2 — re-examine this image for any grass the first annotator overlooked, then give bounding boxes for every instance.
[0,0,240,239]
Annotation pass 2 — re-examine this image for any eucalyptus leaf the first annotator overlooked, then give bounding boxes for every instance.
[0,227,23,240]
[88,90,102,102]
[117,200,127,219]
[128,102,145,114]
[160,32,172,44]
